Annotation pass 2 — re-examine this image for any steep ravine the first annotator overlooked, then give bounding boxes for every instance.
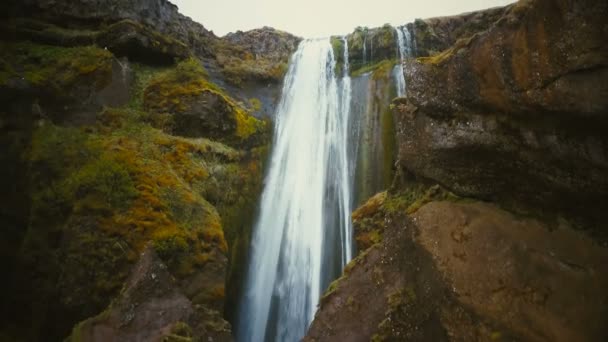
[0,0,606,341]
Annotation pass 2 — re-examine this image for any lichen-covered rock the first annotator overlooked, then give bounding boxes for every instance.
[306,199,608,341]
[395,0,608,237]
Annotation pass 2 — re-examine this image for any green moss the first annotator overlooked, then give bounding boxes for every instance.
[214,39,290,86]
[72,156,137,209]
[331,36,344,62]
[331,36,345,75]
[13,26,270,338]
[249,97,262,112]
[0,41,112,91]
[417,35,475,65]
[144,57,220,104]
[127,63,170,110]
[353,184,461,254]
[153,233,189,263]
[143,57,267,143]
[351,59,397,77]
[405,185,461,214]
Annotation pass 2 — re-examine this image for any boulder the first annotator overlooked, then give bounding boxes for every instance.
[306,198,608,341]
[67,247,232,342]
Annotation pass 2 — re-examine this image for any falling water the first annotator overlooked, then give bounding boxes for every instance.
[393,26,413,97]
[238,38,354,342]
[362,33,367,64]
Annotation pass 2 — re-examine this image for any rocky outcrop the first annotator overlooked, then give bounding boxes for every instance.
[307,194,608,341]
[142,58,269,146]
[224,27,301,63]
[67,247,231,342]
[215,27,301,87]
[394,0,608,238]
[13,0,216,57]
[0,18,192,64]
[409,5,510,57]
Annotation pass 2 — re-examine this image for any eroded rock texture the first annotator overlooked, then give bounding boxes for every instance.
[395,0,608,237]
[307,196,608,341]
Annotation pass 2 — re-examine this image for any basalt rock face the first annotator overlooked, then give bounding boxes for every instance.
[395,0,608,238]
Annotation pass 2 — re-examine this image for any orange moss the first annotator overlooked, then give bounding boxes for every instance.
[210,285,226,300]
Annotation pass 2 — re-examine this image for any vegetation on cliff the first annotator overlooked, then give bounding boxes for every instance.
[0,16,271,340]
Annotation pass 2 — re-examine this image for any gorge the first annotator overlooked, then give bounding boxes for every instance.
[0,0,607,341]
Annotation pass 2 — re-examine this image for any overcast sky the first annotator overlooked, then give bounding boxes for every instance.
[170,0,516,38]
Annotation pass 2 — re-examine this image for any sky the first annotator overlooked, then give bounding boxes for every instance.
[170,0,516,38]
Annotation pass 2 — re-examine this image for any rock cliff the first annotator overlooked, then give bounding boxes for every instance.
[397,0,608,237]
[307,0,608,340]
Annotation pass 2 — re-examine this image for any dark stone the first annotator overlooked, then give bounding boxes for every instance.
[394,0,608,238]
[97,20,191,64]
[67,247,232,342]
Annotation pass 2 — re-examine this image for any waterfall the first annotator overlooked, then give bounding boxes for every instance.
[238,38,354,342]
[393,26,413,97]
[338,36,353,267]
[362,33,367,64]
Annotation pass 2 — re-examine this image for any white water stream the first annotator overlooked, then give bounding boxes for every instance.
[393,25,413,97]
[238,38,354,342]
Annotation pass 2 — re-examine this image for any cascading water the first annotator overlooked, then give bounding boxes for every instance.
[238,38,354,342]
[362,33,367,64]
[393,25,413,97]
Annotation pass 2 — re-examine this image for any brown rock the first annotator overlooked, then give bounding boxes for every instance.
[67,247,232,342]
[395,0,608,237]
[306,199,608,341]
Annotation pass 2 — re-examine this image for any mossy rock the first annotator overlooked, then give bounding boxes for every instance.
[353,184,460,253]
[347,24,398,72]
[0,41,112,100]
[97,20,191,65]
[143,58,268,145]
[1,18,191,65]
